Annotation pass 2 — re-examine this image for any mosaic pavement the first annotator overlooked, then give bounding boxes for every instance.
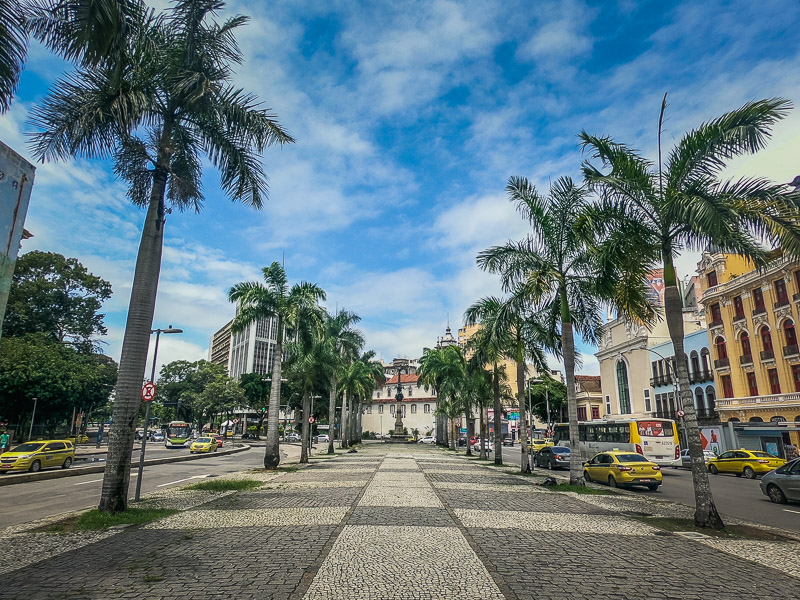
[2,444,799,600]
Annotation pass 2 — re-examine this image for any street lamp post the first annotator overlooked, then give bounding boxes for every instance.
[28,397,38,441]
[135,326,183,502]
[310,394,321,452]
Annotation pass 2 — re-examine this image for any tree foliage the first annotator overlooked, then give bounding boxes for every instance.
[3,251,112,352]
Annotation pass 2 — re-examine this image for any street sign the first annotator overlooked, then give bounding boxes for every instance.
[309,416,316,424]
[677,410,685,417]
[141,382,156,402]
[233,418,239,424]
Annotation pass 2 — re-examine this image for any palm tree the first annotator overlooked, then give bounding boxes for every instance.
[0,0,27,112]
[579,96,800,528]
[418,345,466,451]
[464,290,552,472]
[321,310,364,453]
[353,351,384,444]
[229,263,325,468]
[338,351,383,446]
[29,0,293,513]
[477,176,652,481]
[464,365,494,459]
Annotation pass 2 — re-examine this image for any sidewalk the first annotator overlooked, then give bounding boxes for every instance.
[2,444,798,599]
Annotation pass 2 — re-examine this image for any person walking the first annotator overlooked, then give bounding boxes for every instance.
[96,424,104,448]
[0,430,10,454]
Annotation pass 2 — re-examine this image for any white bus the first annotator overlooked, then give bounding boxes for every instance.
[553,419,681,466]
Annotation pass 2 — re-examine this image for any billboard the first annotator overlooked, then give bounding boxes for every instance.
[0,140,36,338]
[700,428,722,455]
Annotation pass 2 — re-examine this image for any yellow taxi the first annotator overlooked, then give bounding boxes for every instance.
[0,440,75,473]
[583,450,663,490]
[190,436,218,453]
[527,439,554,453]
[71,434,89,444]
[707,449,785,479]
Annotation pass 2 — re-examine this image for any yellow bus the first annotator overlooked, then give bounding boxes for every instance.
[553,419,680,466]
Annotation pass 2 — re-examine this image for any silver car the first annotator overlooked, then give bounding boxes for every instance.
[759,458,800,504]
[672,448,716,469]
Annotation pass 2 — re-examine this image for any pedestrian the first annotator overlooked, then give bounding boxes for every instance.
[785,442,799,461]
[0,430,10,454]
[96,424,104,448]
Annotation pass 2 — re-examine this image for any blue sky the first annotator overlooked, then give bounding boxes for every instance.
[3,0,800,375]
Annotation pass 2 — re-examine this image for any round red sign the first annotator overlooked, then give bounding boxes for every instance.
[309,416,316,424]
[141,382,157,402]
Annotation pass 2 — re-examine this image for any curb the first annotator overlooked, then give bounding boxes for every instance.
[0,444,251,487]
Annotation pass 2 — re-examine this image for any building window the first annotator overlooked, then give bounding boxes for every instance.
[378,405,384,414]
[792,365,800,392]
[644,389,652,412]
[706,271,718,288]
[715,336,727,360]
[690,351,700,377]
[424,404,430,413]
[577,407,587,421]
[753,287,766,312]
[733,296,744,319]
[761,326,773,352]
[746,371,758,396]
[775,278,789,305]
[616,361,631,414]
[407,387,413,397]
[710,303,722,324]
[390,405,396,416]
[366,405,373,414]
[721,374,734,398]
[700,348,711,374]
[740,332,752,357]
[591,406,600,420]
[401,405,406,417]
[784,320,797,347]
[694,388,704,412]
[377,391,381,398]
[705,387,716,414]
[768,368,781,395]
[411,404,417,413]
[605,395,612,415]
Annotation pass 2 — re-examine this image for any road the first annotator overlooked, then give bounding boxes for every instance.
[0,444,302,528]
[495,445,800,533]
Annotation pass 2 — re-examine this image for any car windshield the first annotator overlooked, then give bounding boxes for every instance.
[196,438,212,443]
[750,451,776,458]
[616,454,649,462]
[552,447,570,453]
[11,442,45,453]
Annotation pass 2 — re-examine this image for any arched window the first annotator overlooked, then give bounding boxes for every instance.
[794,415,800,422]
[729,417,740,422]
[740,332,752,357]
[690,351,700,376]
[616,361,631,414]
[784,320,797,347]
[705,386,716,414]
[749,416,763,422]
[770,416,786,423]
[760,326,773,352]
[715,336,727,360]
[410,404,417,413]
[700,348,711,374]
[694,388,704,415]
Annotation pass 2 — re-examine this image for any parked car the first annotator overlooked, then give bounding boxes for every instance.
[528,439,554,453]
[502,437,514,447]
[534,445,571,469]
[671,448,716,469]
[707,449,785,479]
[472,440,493,453]
[190,437,218,454]
[418,436,436,444]
[314,434,330,443]
[0,440,75,473]
[760,458,800,504]
[583,451,662,490]
[285,432,301,442]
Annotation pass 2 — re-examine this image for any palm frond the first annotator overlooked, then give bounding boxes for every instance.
[0,0,27,112]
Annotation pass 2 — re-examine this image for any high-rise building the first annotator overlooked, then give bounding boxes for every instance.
[209,319,233,369]
[209,314,281,379]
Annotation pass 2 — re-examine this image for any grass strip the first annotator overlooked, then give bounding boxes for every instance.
[186,478,262,492]
[542,482,616,495]
[632,516,791,541]
[45,508,179,533]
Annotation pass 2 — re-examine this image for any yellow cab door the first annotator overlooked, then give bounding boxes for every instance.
[716,450,736,473]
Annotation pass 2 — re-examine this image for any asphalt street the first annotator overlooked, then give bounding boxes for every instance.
[0,444,303,528]
[496,445,800,533]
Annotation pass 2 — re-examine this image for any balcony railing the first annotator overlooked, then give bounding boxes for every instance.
[713,357,730,369]
[689,370,713,384]
[752,307,767,317]
[715,392,800,410]
[739,354,753,366]
[774,299,790,309]
[783,344,799,358]
[733,313,747,323]
[760,349,775,361]
[709,319,724,329]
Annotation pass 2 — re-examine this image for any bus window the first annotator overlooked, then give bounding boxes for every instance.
[585,424,596,442]
[618,423,630,442]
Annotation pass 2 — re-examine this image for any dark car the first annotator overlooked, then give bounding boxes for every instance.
[502,437,514,447]
[534,445,571,469]
[760,458,800,504]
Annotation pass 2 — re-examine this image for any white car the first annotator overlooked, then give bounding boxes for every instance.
[418,436,436,444]
[472,440,493,453]
[672,448,716,468]
[314,434,330,443]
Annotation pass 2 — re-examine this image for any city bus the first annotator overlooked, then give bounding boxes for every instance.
[165,421,192,448]
[553,419,680,466]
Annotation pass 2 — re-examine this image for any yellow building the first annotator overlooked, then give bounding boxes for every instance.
[698,250,800,445]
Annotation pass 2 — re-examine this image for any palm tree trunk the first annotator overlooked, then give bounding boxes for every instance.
[350,397,358,445]
[465,406,473,456]
[356,398,363,443]
[98,166,167,513]
[327,376,336,454]
[341,390,349,449]
[263,320,284,469]
[479,404,486,459]
[492,365,503,465]
[664,260,724,529]
[300,391,310,463]
[516,349,529,473]
[560,290,583,485]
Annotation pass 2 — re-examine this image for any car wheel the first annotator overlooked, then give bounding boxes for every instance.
[646,484,659,491]
[583,470,591,482]
[766,483,788,504]
[62,457,72,469]
[29,459,41,473]
[608,475,618,488]
[743,466,757,479]
[547,460,554,470]
[708,464,718,475]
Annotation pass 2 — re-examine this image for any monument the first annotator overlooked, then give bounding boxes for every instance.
[388,368,410,443]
